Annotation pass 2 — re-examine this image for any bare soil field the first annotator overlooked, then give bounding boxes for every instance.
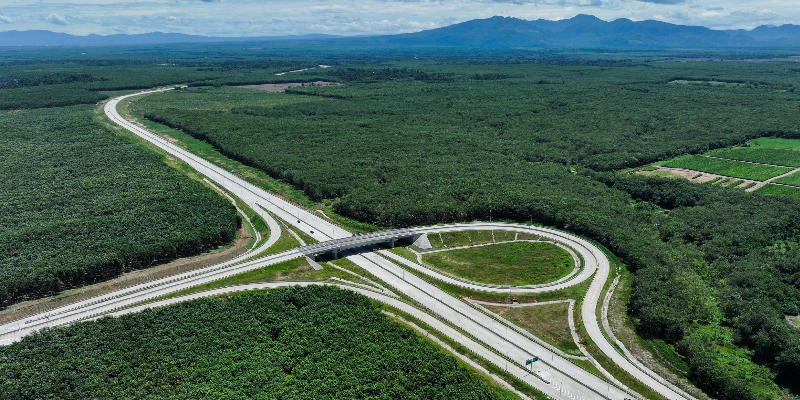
[638,167,756,188]
[239,81,341,93]
[789,315,800,329]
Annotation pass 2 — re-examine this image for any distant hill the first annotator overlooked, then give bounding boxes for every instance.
[747,24,800,43]
[369,15,756,48]
[3,15,800,48]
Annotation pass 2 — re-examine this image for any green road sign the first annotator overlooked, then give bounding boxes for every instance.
[525,357,539,365]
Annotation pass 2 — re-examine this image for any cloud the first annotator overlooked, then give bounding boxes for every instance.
[44,13,69,25]
[309,17,443,35]
[652,6,785,30]
[636,0,686,4]
[483,0,604,5]
[2,0,799,37]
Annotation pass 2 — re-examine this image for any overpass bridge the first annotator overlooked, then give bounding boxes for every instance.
[300,228,430,260]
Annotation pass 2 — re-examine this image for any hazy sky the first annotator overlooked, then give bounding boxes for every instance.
[0,0,797,37]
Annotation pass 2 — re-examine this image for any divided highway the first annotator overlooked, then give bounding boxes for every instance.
[0,89,696,400]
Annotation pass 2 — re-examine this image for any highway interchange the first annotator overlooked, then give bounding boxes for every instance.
[0,88,696,400]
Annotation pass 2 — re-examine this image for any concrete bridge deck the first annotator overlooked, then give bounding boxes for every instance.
[300,227,425,259]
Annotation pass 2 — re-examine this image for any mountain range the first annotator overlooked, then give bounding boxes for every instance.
[3,15,800,49]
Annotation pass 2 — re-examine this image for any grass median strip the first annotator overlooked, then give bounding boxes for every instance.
[484,302,582,356]
[422,242,574,286]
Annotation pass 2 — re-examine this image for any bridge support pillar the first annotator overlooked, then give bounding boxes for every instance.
[388,238,396,248]
[331,249,339,260]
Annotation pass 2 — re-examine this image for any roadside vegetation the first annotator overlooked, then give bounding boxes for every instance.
[484,302,581,356]
[422,230,537,251]
[0,287,511,400]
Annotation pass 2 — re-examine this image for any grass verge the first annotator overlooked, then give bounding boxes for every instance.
[484,302,582,356]
[422,242,575,286]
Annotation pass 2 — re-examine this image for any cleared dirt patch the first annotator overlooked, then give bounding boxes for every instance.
[239,81,341,93]
[639,167,761,189]
[789,315,800,329]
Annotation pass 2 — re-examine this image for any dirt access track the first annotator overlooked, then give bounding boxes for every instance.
[239,81,341,93]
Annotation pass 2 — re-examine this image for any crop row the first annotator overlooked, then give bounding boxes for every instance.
[661,155,790,181]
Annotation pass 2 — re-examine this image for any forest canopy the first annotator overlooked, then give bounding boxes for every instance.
[0,105,240,307]
[133,60,800,399]
[0,287,506,400]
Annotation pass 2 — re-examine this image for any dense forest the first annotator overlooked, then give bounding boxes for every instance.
[0,105,240,307]
[0,55,331,304]
[134,60,800,399]
[0,286,507,400]
[5,45,800,399]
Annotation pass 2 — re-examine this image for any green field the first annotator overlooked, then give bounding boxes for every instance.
[706,147,800,167]
[748,137,800,151]
[755,184,800,198]
[0,287,512,400]
[772,171,800,187]
[422,242,574,286]
[661,155,791,180]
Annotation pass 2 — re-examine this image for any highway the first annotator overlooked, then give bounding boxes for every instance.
[0,88,696,400]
